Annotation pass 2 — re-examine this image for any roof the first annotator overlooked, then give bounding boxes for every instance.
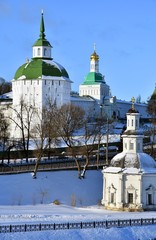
[127,108,139,113]
[90,50,99,61]
[13,59,70,80]
[33,12,52,48]
[82,72,104,85]
[109,152,156,173]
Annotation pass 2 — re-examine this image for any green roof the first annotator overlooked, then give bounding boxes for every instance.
[33,13,52,48]
[14,59,69,80]
[33,38,52,47]
[82,72,104,85]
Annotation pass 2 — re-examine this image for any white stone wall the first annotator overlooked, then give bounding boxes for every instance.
[142,175,156,209]
[102,172,143,210]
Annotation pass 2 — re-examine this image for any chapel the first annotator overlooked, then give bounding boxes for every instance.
[102,97,156,211]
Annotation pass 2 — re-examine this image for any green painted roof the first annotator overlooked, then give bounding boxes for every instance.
[33,12,52,48]
[14,59,69,80]
[33,38,52,47]
[82,72,104,85]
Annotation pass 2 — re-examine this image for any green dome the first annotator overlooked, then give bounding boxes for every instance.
[82,72,104,85]
[14,59,69,80]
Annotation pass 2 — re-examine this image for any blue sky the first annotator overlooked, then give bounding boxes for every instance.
[1,0,156,102]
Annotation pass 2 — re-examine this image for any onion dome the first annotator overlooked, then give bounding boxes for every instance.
[90,50,99,61]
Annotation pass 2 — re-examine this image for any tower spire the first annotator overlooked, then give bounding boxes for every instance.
[40,10,45,39]
[32,11,52,60]
[90,44,99,73]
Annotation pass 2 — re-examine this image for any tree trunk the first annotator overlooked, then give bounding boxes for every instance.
[73,156,81,179]
[33,151,43,178]
[81,156,89,178]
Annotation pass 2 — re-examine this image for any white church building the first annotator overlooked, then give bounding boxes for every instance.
[102,98,156,211]
[12,12,72,111]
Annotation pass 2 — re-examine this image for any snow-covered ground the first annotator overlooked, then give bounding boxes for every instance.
[1,170,156,239]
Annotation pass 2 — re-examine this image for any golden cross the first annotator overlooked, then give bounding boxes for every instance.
[131,97,135,110]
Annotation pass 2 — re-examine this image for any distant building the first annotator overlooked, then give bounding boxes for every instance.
[102,98,156,211]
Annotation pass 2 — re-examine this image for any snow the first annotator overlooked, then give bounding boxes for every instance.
[1,170,156,239]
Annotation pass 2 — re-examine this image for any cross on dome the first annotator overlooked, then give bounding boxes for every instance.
[131,97,135,110]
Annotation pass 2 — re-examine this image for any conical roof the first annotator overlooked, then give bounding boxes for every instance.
[33,12,52,48]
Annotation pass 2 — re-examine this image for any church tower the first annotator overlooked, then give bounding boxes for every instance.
[122,97,144,154]
[79,45,110,104]
[12,12,72,110]
[11,12,72,138]
[32,11,52,60]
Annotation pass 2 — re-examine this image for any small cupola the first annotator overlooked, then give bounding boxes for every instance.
[126,97,140,132]
[90,43,99,73]
[32,11,52,60]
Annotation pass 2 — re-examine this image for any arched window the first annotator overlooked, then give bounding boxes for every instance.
[44,48,47,56]
[38,48,40,55]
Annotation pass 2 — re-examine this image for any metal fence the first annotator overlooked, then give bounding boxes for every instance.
[0,217,156,233]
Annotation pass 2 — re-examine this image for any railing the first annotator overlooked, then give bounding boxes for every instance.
[0,154,116,175]
[0,217,156,233]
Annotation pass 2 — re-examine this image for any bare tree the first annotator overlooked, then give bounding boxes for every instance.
[0,111,10,163]
[9,99,35,162]
[147,95,156,156]
[80,116,100,178]
[54,104,85,178]
[32,108,49,178]
[32,105,59,178]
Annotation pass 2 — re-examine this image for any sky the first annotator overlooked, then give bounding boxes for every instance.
[1,0,156,102]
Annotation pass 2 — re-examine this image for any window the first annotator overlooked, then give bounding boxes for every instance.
[111,193,114,203]
[148,194,153,205]
[137,143,140,151]
[38,48,41,56]
[128,193,133,204]
[125,143,127,149]
[44,48,47,56]
[129,142,134,150]
[132,119,133,126]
